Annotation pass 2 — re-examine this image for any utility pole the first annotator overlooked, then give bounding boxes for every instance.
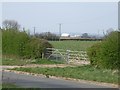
[103,30,105,36]
[98,30,99,39]
[33,27,36,36]
[59,23,62,41]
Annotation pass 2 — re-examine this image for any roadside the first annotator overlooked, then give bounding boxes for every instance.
[3,64,118,88]
[2,58,119,88]
[2,70,118,88]
[1,64,75,70]
[3,69,118,88]
[1,83,20,88]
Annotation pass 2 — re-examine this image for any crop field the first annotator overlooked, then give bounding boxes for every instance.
[49,41,99,51]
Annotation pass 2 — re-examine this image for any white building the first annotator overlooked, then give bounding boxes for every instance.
[74,35,80,37]
[61,33,70,37]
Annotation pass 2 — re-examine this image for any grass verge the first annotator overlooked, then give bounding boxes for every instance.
[31,59,64,64]
[10,65,119,84]
[2,83,19,88]
[2,58,64,66]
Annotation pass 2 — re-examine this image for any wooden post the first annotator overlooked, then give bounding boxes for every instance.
[66,50,69,64]
[42,53,44,59]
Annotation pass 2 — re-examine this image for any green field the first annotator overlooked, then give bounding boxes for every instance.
[11,65,119,84]
[49,41,99,51]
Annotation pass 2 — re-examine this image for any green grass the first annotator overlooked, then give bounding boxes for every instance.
[2,58,32,66]
[31,59,64,64]
[2,83,19,88]
[11,65,119,84]
[49,41,99,51]
[2,58,64,66]
[1,83,43,90]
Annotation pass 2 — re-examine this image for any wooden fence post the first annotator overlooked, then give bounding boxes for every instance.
[66,50,70,64]
[42,53,44,59]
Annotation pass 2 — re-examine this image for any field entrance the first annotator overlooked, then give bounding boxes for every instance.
[44,48,90,65]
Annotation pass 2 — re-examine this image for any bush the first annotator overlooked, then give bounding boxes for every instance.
[2,29,30,56]
[2,29,53,59]
[87,31,120,69]
[24,38,53,59]
[87,42,102,67]
[100,31,120,69]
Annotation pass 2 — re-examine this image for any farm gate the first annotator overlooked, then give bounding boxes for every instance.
[44,48,89,65]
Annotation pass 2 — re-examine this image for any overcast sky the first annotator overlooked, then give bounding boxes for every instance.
[1,2,118,35]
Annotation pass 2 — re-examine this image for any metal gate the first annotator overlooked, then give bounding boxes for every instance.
[44,48,89,64]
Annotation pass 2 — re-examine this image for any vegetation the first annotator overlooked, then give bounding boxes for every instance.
[81,33,90,38]
[35,32,60,41]
[11,65,119,84]
[50,41,99,51]
[32,59,63,64]
[2,20,52,59]
[23,38,52,59]
[2,58,32,66]
[2,83,19,88]
[2,29,29,57]
[2,19,20,30]
[87,31,120,69]
[2,58,63,66]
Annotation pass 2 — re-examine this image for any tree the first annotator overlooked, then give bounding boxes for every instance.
[81,33,90,38]
[2,20,20,30]
[35,32,60,41]
[106,28,114,34]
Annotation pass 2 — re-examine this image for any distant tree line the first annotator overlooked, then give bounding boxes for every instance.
[34,32,60,41]
[34,32,103,41]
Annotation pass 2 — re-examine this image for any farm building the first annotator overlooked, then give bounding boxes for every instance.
[61,33,70,37]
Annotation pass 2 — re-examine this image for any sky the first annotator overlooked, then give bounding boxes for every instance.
[1,2,118,35]
[118,1,120,30]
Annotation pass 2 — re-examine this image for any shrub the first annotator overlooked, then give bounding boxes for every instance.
[24,38,53,59]
[100,31,120,69]
[2,29,53,59]
[87,42,102,67]
[2,29,30,57]
[87,31,120,69]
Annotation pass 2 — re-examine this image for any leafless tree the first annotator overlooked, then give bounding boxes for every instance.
[2,20,20,30]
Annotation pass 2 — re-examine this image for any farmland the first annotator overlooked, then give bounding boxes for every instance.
[49,41,99,51]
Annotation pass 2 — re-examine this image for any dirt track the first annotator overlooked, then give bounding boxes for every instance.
[1,64,75,70]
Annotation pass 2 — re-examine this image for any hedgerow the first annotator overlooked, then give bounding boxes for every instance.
[2,29,52,59]
[87,31,120,69]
